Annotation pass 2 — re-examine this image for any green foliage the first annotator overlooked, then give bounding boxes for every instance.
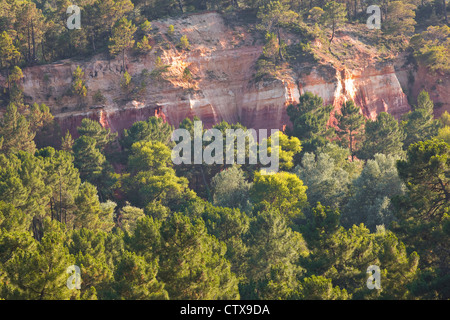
[117,204,145,233]
[167,25,175,37]
[0,31,20,69]
[241,208,307,299]
[320,1,347,43]
[72,66,87,98]
[140,20,152,33]
[109,18,137,70]
[73,136,106,181]
[266,131,302,171]
[77,118,116,153]
[383,1,417,37]
[397,139,450,222]
[121,116,174,153]
[124,140,195,210]
[294,275,349,300]
[436,126,450,145]
[296,151,350,210]
[410,25,450,73]
[136,35,152,53]
[120,71,133,92]
[211,166,252,212]
[0,104,36,155]
[178,35,190,50]
[257,1,299,61]
[7,66,23,86]
[358,112,406,161]
[343,154,406,231]
[301,204,419,299]
[250,171,308,221]
[158,213,240,299]
[335,100,365,160]
[182,67,193,83]
[113,251,168,300]
[287,92,335,153]
[4,220,76,300]
[402,91,438,149]
[0,1,448,301]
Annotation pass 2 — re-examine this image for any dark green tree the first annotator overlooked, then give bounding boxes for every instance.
[109,18,137,71]
[158,213,240,300]
[113,251,168,300]
[287,92,335,153]
[335,101,365,161]
[402,91,438,149]
[358,112,406,161]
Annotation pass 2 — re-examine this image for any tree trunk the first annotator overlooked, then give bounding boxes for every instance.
[277,27,284,61]
[330,24,335,44]
[350,130,354,161]
[27,25,31,64]
[444,0,448,24]
[31,20,36,63]
[91,34,96,52]
[178,0,184,13]
[122,49,126,72]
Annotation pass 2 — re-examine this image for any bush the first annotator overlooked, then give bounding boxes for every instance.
[167,25,175,37]
[178,35,190,50]
[93,90,106,104]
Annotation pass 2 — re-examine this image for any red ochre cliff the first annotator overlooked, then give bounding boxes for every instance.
[8,12,449,137]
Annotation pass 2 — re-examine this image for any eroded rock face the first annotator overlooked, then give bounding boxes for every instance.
[12,12,445,137]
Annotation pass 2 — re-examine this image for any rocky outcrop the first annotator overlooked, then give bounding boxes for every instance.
[9,12,446,137]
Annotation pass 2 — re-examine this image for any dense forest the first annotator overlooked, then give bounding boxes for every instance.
[0,0,449,300]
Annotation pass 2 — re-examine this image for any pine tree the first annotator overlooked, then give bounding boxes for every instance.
[5,219,76,300]
[199,201,250,278]
[121,116,174,154]
[109,18,137,71]
[113,251,168,300]
[117,204,145,233]
[320,1,347,44]
[0,104,36,155]
[72,66,87,99]
[158,213,240,300]
[241,208,308,299]
[0,31,20,69]
[74,182,102,230]
[257,1,299,61]
[77,118,116,153]
[36,147,81,225]
[402,91,438,149]
[136,35,152,53]
[287,92,335,153]
[73,136,106,182]
[67,229,113,299]
[335,101,365,161]
[358,112,406,161]
[61,131,74,153]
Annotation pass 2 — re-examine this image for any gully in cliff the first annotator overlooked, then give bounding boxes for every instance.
[171,121,280,174]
